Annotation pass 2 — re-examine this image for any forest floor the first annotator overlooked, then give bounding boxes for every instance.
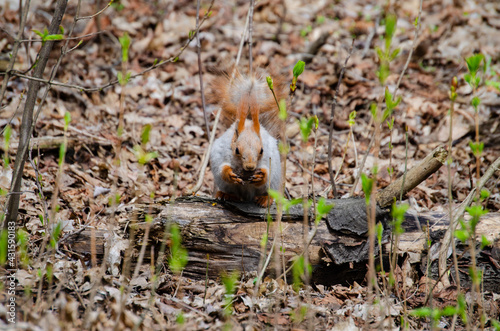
[1,0,499,329]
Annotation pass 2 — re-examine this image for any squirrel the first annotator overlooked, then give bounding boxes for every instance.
[208,67,287,207]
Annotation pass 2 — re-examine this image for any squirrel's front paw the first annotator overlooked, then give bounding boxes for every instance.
[221,165,244,185]
[249,168,268,187]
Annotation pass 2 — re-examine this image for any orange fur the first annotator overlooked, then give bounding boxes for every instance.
[221,165,243,185]
[255,195,273,208]
[207,67,288,139]
[249,168,267,187]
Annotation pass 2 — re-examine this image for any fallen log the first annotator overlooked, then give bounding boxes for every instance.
[63,145,500,291]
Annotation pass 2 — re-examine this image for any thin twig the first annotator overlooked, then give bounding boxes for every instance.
[0,0,30,109]
[350,1,423,197]
[4,0,67,230]
[196,0,209,138]
[188,3,249,195]
[76,0,113,20]
[327,39,354,198]
[7,0,215,94]
[7,31,105,44]
[393,0,423,98]
[248,0,255,75]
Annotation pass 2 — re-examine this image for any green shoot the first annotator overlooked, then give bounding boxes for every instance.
[290,60,305,94]
[168,224,188,275]
[298,116,318,143]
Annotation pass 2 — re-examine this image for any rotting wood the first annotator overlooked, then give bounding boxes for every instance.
[64,144,499,291]
[64,200,500,291]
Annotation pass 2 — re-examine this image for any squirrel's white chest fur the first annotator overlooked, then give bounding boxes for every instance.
[210,122,281,201]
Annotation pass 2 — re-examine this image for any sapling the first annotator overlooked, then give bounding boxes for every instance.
[168,223,188,276]
[454,190,490,328]
[117,32,131,138]
[464,53,484,184]
[2,125,11,169]
[383,88,401,181]
[221,270,239,329]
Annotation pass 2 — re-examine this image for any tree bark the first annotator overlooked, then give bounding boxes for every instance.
[64,199,500,291]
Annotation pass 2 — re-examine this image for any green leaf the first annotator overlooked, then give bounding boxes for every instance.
[441,305,457,316]
[474,76,481,89]
[384,13,397,42]
[33,29,44,38]
[221,270,239,312]
[59,142,66,167]
[64,111,71,131]
[292,255,306,291]
[3,124,11,152]
[465,53,484,75]
[316,15,325,24]
[315,198,334,224]
[471,96,480,111]
[370,102,378,119]
[464,73,471,85]
[266,76,274,90]
[278,140,290,155]
[469,141,484,157]
[119,32,131,63]
[375,46,384,61]
[260,231,268,248]
[293,60,305,78]
[50,222,62,248]
[411,307,432,318]
[389,47,400,61]
[376,222,384,243]
[454,229,469,243]
[278,99,287,121]
[45,34,64,41]
[348,111,356,127]
[479,189,490,200]
[391,203,409,222]
[299,116,317,142]
[377,62,390,86]
[141,124,152,145]
[59,25,65,34]
[176,312,185,325]
[361,173,373,204]
[168,224,188,274]
[480,235,491,249]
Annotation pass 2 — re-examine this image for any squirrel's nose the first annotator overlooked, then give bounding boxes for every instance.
[244,164,256,171]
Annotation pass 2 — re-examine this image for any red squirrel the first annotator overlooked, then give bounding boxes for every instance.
[208,67,287,207]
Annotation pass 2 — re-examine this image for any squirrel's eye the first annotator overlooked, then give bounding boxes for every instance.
[260,148,263,154]
[235,147,240,155]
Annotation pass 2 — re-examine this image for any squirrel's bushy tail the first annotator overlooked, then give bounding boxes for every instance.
[208,67,287,138]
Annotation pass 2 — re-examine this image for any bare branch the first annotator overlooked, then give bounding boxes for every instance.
[0,0,30,109]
